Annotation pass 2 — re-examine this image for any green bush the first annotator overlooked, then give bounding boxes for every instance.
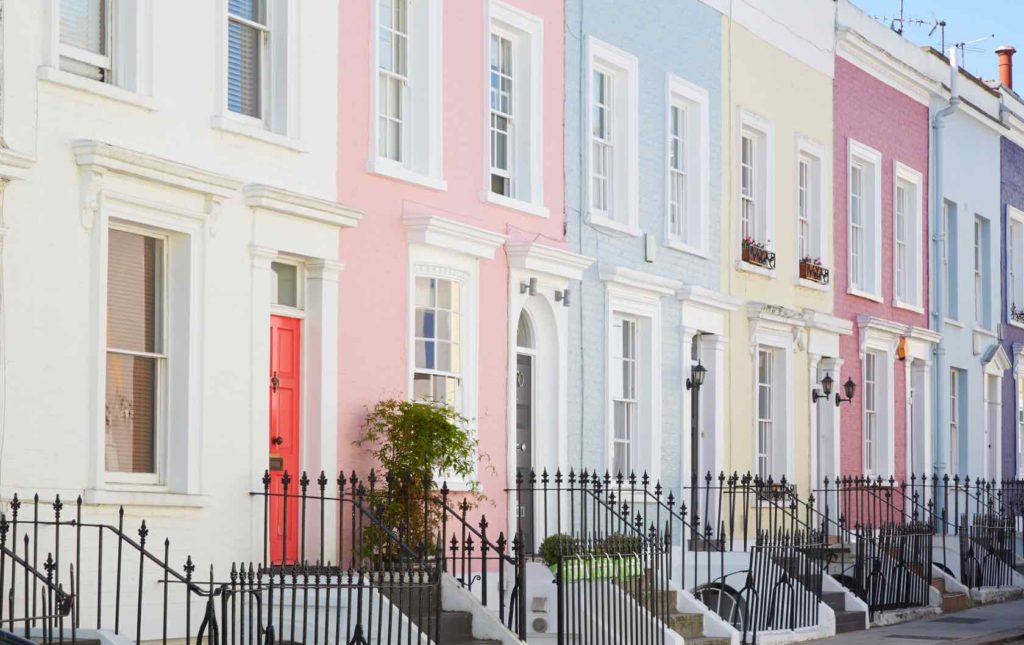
[598,532,645,555]
[538,533,581,567]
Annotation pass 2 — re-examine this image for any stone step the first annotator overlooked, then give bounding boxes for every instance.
[665,611,704,638]
[834,609,867,634]
[822,591,846,610]
[684,637,731,645]
[931,577,947,593]
[941,591,972,613]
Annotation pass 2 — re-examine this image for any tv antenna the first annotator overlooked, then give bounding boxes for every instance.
[874,1,947,52]
[954,34,995,69]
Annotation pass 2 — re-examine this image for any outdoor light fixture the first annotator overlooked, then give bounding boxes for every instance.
[686,362,707,391]
[555,288,571,307]
[520,277,538,296]
[835,377,857,407]
[896,336,908,361]
[812,373,834,404]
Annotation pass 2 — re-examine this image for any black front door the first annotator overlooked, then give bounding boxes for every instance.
[515,353,535,553]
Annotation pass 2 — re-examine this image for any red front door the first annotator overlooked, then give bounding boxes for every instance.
[269,315,301,564]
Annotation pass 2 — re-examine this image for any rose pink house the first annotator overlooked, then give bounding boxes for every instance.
[334,0,588,540]
[833,54,938,481]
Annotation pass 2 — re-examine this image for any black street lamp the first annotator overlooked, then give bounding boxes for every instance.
[835,377,857,407]
[686,363,707,391]
[813,374,856,407]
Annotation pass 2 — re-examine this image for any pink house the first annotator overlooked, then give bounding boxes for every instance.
[832,54,938,482]
[334,0,588,541]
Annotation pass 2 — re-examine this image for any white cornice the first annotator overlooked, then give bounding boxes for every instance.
[983,344,1012,373]
[244,184,363,230]
[0,148,35,181]
[505,241,593,281]
[803,310,854,336]
[746,302,806,327]
[855,315,939,344]
[835,29,938,106]
[403,214,507,260]
[677,285,741,312]
[72,140,243,198]
[599,264,682,297]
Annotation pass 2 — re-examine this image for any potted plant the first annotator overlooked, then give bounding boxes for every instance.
[355,399,483,555]
[799,256,828,284]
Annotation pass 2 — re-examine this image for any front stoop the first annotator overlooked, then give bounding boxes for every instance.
[383,588,501,645]
[932,577,972,613]
[631,586,730,645]
[822,591,867,634]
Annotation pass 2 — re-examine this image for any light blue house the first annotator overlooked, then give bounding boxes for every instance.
[929,50,1010,481]
[564,0,735,495]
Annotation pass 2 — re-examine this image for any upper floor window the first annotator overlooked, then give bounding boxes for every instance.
[893,163,923,309]
[1008,207,1024,324]
[413,276,462,408]
[487,3,545,212]
[796,137,825,282]
[373,0,443,186]
[974,215,991,328]
[60,0,112,82]
[225,0,289,132]
[588,37,638,234]
[738,109,773,259]
[106,228,165,477]
[945,200,959,319]
[666,76,709,255]
[847,140,882,299]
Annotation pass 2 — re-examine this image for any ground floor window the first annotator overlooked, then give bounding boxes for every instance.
[611,314,638,474]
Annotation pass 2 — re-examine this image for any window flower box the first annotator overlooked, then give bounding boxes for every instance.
[742,238,775,270]
[799,257,830,285]
[1012,304,1024,325]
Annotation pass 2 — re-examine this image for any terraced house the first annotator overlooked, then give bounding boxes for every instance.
[0,1,1022,644]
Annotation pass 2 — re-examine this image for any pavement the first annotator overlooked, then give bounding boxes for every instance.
[814,598,1024,644]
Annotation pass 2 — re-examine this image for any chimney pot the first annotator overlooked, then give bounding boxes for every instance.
[997,45,1016,89]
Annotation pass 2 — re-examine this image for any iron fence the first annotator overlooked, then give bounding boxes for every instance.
[960,514,1016,589]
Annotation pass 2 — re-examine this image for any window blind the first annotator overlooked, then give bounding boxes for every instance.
[228,0,265,118]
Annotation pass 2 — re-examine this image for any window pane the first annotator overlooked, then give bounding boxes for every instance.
[107,230,162,353]
[228,0,265,23]
[271,262,298,307]
[105,353,156,474]
[61,0,106,54]
[227,19,262,117]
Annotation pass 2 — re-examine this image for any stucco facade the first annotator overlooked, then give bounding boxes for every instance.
[832,53,935,481]
[564,0,731,495]
[1001,134,1024,478]
[336,0,584,539]
[720,9,845,494]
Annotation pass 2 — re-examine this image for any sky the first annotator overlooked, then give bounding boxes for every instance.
[850,0,1024,81]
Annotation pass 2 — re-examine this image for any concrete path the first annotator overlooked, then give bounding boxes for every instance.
[814,599,1024,644]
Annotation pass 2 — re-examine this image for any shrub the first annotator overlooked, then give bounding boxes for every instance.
[598,532,645,556]
[538,533,580,567]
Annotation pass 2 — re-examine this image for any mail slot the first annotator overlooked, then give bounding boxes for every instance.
[269,455,284,472]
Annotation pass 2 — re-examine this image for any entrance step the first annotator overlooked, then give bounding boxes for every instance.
[931,578,971,613]
[823,591,867,634]
[618,579,729,645]
[381,587,500,645]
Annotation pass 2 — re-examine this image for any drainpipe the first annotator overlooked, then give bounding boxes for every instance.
[932,47,961,480]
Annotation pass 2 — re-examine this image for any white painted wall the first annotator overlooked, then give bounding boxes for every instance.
[0,0,354,584]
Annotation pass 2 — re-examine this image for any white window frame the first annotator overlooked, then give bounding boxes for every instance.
[738,108,774,260]
[847,139,883,302]
[213,0,298,145]
[950,368,960,474]
[369,0,445,191]
[104,223,168,485]
[974,215,991,330]
[945,200,959,321]
[587,37,639,236]
[483,2,546,217]
[610,314,640,475]
[858,330,895,476]
[748,319,794,481]
[411,274,464,409]
[1008,207,1024,328]
[1016,354,1024,478]
[601,266,673,482]
[59,0,113,81]
[892,162,924,312]
[795,135,826,287]
[755,347,774,480]
[39,0,153,107]
[664,74,710,257]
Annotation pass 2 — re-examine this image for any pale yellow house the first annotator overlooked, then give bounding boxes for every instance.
[719,5,852,496]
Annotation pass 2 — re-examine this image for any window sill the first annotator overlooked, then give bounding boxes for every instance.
[893,300,925,315]
[847,287,883,304]
[973,326,997,339]
[84,487,206,509]
[1008,319,1024,331]
[587,214,641,237]
[37,66,156,111]
[211,115,307,152]
[481,192,550,218]
[735,260,776,278]
[665,239,710,259]
[368,158,448,191]
[796,277,830,293]
[944,318,964,329]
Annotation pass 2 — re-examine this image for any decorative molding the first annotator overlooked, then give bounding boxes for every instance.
[803,310,854,336]
[598,264,682,298]
[505,241,593,281]
[244,184,363,229]
[403,214,507,260]
[677,285,741,312]
[413,263,471,282]
[0,147,35,181]
[982,344,1012,374]
[835,28,938,105]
